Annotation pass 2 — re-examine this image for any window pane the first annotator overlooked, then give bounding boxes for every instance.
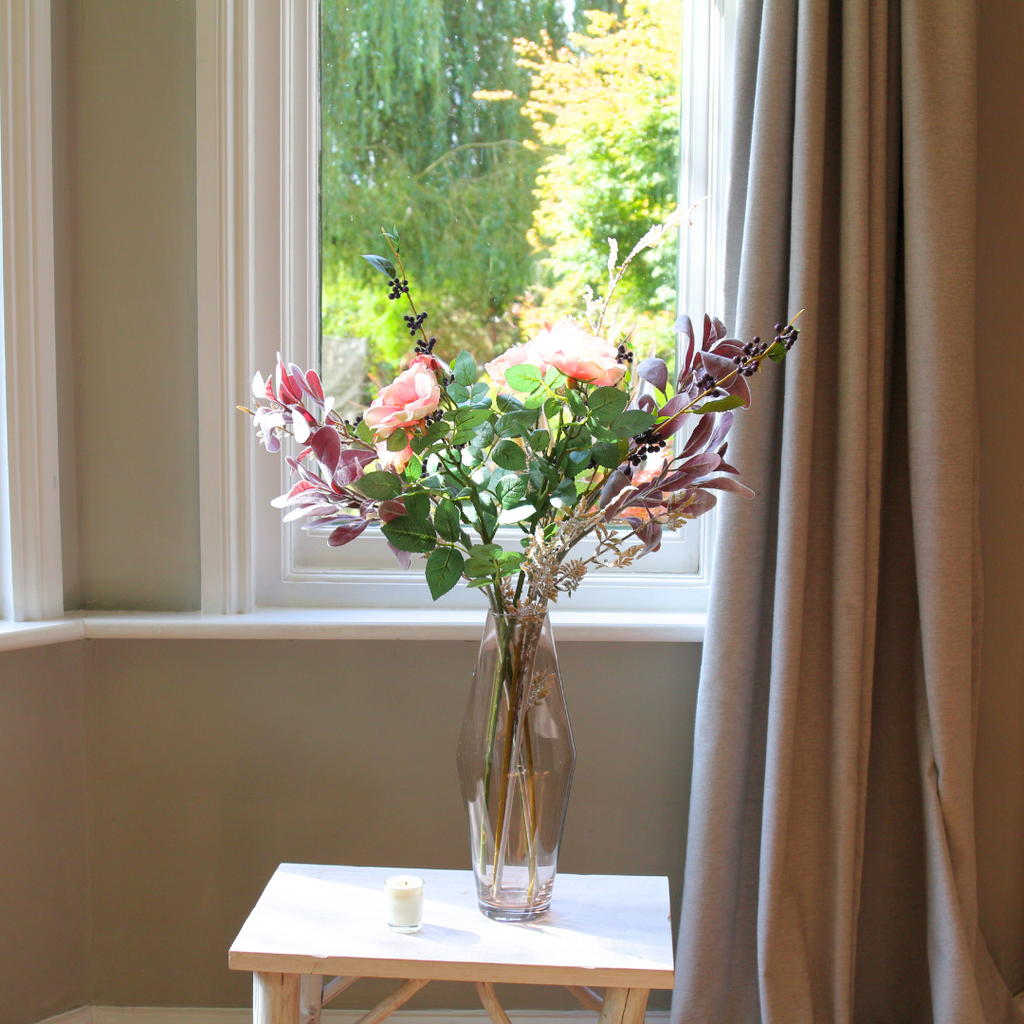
[320,0,682,415]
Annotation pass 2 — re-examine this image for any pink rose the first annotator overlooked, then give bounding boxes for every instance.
[543,318,625,387]
[487,319,625,389]
[375,436,415,474]
[484,337,553,386]
[364,355,441,439]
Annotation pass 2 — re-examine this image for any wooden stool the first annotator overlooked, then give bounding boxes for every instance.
[229,864,675,1024]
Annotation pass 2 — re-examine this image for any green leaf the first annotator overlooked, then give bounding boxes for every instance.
[353,470,402,500]
[387,429,410,452]
[496,474,528,507]
[447,381,470,403]
[355,418,374,446]
[766,341,788,363]
[453,350,477,386]
[527,429,550,453]
[566,389,586,418]
[362,254,397,278]
[402,454,423,482]
[693,394,746,413]
[592,440,625,470]
[466,578,494,590]
[504,364,544,392]
[425,547,465,600]
[588,386,629,423]
[544,396,562,420]
[612,409,657,439]
[497,504,535,525]
[496,551,524,574]
[380,516,436,553]
[403,491,430,521]
[496,393,524,413]
[543,366,565,387]
[566,449,592,477]
[424,419,449,444]
[454,408,491,430]
[491,439,528,472]
[549,478,580,508]
[434,497,462,542]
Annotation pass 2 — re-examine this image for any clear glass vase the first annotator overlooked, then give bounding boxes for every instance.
[456,610,576,921]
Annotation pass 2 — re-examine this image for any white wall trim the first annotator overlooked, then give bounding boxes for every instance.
[0,608,706,652]
[40,1008,672,1024]
[197,0,253,615]
[0,0,64,621]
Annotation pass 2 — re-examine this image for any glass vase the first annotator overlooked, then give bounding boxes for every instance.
[456,610,576,921]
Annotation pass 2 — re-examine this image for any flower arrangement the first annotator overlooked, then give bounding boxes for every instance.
[243,221,798,614]
[242,221,798,918]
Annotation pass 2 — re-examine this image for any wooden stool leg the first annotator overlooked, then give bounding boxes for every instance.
[621,988,650,1024]
[253,972,301,1024]
[598,988,629,1024]
[299,974,322,1024]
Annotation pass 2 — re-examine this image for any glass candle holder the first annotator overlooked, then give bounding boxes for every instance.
[385,874,424,933]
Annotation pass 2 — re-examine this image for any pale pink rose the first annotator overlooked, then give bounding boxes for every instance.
[543,318,625,387]
[375,436,414,474]
[364,355,441,439]
[484,337,553,386]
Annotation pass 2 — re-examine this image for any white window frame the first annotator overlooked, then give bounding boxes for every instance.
[195,0,735,623]
[0,0,64,624]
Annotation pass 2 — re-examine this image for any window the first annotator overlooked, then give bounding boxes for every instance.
[0,0,64,624]
[196,0,734,622]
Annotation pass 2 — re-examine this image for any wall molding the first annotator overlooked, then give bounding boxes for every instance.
[0,0,64,621]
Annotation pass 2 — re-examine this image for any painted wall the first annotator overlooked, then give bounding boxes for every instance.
[8,0,1020,1019]
[83,638,699,1009]
[0,644,91,1024]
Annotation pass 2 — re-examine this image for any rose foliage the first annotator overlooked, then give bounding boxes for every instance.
[244,224,799,612]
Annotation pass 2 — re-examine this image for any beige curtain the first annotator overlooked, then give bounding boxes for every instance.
[671,1,1021,1022]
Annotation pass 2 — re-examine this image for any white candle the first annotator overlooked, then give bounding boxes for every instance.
[385,874,424,933]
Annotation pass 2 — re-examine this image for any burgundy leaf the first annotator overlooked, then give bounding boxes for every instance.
[387,541,412,571]
[636,519,663,556]
[335,447,376,487]
[636,357,668,392]
[270,479,318,508]
[265,432,281,453]
[304,368,325,403]
[600,469,631,509]
[680,413,715,458]
[702,314,715,349]
[706,411,734,453]
[275,355,303,405]
[637,393,657,413]
[655,394,690,439]
[378,498,408,523]
[710,340,744,359]
[694,476,755,498]
[681,489,718,517]
[328,519,370,547]
[310,426,342,475]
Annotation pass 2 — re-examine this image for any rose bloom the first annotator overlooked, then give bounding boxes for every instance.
[364,355,441,439]
[543,318,625,387]
[375,435,414,474]
[484,337,553,386]
[486,318,625,389]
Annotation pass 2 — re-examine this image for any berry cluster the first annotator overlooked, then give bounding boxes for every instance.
[414,335,438,356]
[403,310,428,336]
[695,371,726,397]
[615,343,634,365]
[387,276,410,301]
[774,322,799,351]
[628,426,668,467]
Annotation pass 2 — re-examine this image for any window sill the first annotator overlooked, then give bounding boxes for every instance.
[0,608,706,652]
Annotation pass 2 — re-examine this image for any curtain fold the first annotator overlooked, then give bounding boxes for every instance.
[671,1,1020,1022]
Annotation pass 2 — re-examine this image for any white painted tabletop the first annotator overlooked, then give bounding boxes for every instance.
[229,864,675,989]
